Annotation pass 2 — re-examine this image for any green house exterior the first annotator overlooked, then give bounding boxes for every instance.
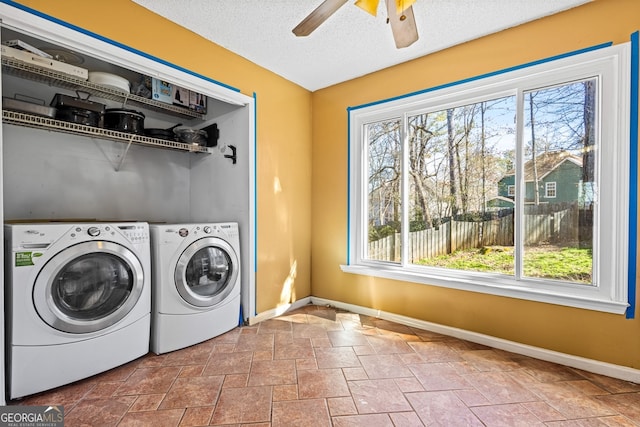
[489,151,584,208]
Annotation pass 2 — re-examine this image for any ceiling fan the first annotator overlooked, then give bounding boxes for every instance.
[292,0,419,49]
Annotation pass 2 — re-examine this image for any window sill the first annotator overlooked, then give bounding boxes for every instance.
[340,264,629,315]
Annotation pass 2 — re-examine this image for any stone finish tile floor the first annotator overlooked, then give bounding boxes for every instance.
[9,304,640,426]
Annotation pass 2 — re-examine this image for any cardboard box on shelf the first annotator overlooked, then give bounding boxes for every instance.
[1,45,88,80]
[171,84,189,107]
[189,91,207,114]
[151,78,172,104]
[4,39,52,59]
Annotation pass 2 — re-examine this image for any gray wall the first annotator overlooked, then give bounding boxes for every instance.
[3,125,192,222]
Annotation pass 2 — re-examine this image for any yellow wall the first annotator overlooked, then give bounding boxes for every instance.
[11,0,313,313]
[312,0,640,369]
[12,0,640,369]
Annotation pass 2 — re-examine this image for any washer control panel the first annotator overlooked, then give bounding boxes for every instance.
[65,223,149,243]
[117,224,149,243]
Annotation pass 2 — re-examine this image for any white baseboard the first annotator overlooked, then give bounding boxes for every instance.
[248,296,640,384]
[248,297,312,325]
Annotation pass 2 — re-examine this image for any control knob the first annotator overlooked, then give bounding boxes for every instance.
[87,226,101,237]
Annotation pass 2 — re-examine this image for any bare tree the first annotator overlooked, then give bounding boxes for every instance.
[528,92,541,205]
[582,80,596,183]
[408,114,434,227]
[367,120,401,235]
[447,109,459,216]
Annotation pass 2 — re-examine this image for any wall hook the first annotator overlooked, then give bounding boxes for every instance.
[224,145,237,164]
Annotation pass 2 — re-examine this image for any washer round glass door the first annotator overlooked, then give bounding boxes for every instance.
[174,237,239,307]
[33,241,145,334]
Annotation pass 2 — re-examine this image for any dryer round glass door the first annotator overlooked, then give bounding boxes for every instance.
[174,237,239,307]
[33,241,145,333]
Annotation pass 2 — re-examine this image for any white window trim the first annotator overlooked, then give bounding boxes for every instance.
[545,182,557,198]
[343,44,631,315]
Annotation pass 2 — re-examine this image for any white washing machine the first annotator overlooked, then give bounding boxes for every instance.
[150,223,241,354]
[4,222,151,399]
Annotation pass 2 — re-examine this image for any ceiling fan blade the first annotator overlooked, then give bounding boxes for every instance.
[354,0,380,16]
[293,0,349,37]
[393,0,417,15]
[386,0,419,48]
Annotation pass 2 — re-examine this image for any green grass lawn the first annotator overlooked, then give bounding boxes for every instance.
[416,245,592,284]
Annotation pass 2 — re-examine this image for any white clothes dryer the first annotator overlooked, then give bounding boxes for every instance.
[4,222,151,399]
[149,223,241,354]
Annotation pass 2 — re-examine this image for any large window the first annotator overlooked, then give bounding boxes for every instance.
[345,44,632,314]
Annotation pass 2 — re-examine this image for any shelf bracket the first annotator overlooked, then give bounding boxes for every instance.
[115,135,136,171]
[93,135,135,172]
[121,93,130,108]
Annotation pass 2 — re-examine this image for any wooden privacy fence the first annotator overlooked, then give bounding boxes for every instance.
[369,205,589,262]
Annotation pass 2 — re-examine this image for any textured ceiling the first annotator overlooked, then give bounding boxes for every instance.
[132,0,591,91]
